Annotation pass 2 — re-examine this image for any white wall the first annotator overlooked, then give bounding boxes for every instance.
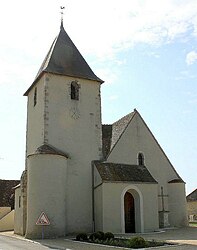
[0,210,14,232]
[94,185,103,232]
[26,154,67,239]
[0,207,11,220]
[26,77,45,156]
[168,183,188,227]
[14,187,24,235]
[42,73,102,234]
[107,111,187,228]
[107,112,180,186]
[25,72,102,236]
[95,182,159,233]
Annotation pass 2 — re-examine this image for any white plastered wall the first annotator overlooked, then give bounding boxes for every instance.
[168,183,188,227]
[26,154,67,239]
[107,112,179,185]
[26,77,45,156]
[94,184,103,232]
[0,207,11,220]
[0,210,14,232]
[14,187,24,235]
[95,182,158,233]
[42,73,102,233]
[107,112,187,227]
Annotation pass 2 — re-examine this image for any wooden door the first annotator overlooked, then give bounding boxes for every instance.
[124,192,135,233]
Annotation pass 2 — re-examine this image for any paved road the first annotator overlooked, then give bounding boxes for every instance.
[0,235,58,250]
[0,227,197,249]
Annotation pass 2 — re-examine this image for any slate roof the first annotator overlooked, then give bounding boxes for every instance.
[186,189,197,202]
[168,179,184,184]
[94,161,157,183]
[102,112,135,158]
[31,144,69,158]
[0,180,20,208]
[110,112,135,150]
[24,23,103,96]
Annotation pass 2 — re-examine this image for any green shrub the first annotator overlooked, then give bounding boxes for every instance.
[89,232,103,241]
[104,232,114,240]
[76,233,88,241]
[97,231,105,240]
[129,236,147,248]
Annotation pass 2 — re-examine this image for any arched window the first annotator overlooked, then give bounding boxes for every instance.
[138,153,144,165]
[71,81,79,100]
[34,87,37,106]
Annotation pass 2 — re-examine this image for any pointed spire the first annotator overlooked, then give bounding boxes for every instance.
[24,11,104,96]
[60,19,64,30]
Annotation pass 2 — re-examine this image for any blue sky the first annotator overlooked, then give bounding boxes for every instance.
[0,0,196,195]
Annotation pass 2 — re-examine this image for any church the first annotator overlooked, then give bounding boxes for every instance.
[14,20,188,239]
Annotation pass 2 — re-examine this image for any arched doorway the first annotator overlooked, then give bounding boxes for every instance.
[121,185,144,233]
[124,192,135,233]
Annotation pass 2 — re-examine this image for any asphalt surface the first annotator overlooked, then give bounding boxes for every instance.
[0,235,53,250]
[0,227,196,250]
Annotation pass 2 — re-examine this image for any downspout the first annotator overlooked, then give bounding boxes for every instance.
[91,161,95,232]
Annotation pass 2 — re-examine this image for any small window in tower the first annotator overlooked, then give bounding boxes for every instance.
[138,153,144,165]
[19,196,21,208]
[34,87,37,106]
[71,81,79,100]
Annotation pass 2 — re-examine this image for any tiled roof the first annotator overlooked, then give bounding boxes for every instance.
[32,144,69,158]
[94,161,157,183]
[186,189,197,202]
[110,112,135,150]
[102,112,135,159]
[168,179,184,184]
[0,180,20,207]
[24,24,103,96]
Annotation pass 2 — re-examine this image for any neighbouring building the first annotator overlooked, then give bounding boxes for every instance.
[14,20,188,239]
[187,189,197,222]
[0,179,19,231]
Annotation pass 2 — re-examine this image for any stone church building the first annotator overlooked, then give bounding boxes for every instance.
[14,21,188,239]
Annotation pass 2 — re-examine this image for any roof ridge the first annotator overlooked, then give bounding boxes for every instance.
[28,143,69,158]
[109,111,136,153]
[112,111,134,125]
[135,111,184,182]
[35,36,58,80]
[187,188,197,198]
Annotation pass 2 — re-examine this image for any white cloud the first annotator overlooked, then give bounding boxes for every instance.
[1,0,197,86]
[108,95,119,101]
[66,0,197,57]
[95,68,118,85]
[0,0,197,60]
[175,70,197,80]
[186,51,197,65]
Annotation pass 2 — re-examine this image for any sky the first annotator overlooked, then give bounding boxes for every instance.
[0,0,196,195]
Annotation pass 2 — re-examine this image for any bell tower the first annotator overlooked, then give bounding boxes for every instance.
[23,20,104,238]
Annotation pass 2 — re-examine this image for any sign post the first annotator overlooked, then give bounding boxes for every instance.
[36,212,50,239]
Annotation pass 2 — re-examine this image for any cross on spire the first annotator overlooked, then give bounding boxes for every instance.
[60,6,65,28]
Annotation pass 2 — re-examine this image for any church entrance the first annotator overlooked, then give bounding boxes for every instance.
[124,192,135,233]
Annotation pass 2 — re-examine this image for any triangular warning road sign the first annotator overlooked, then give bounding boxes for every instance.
[36,212,50,225]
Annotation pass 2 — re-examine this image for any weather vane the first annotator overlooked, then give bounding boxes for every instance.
[60,6,65,26]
